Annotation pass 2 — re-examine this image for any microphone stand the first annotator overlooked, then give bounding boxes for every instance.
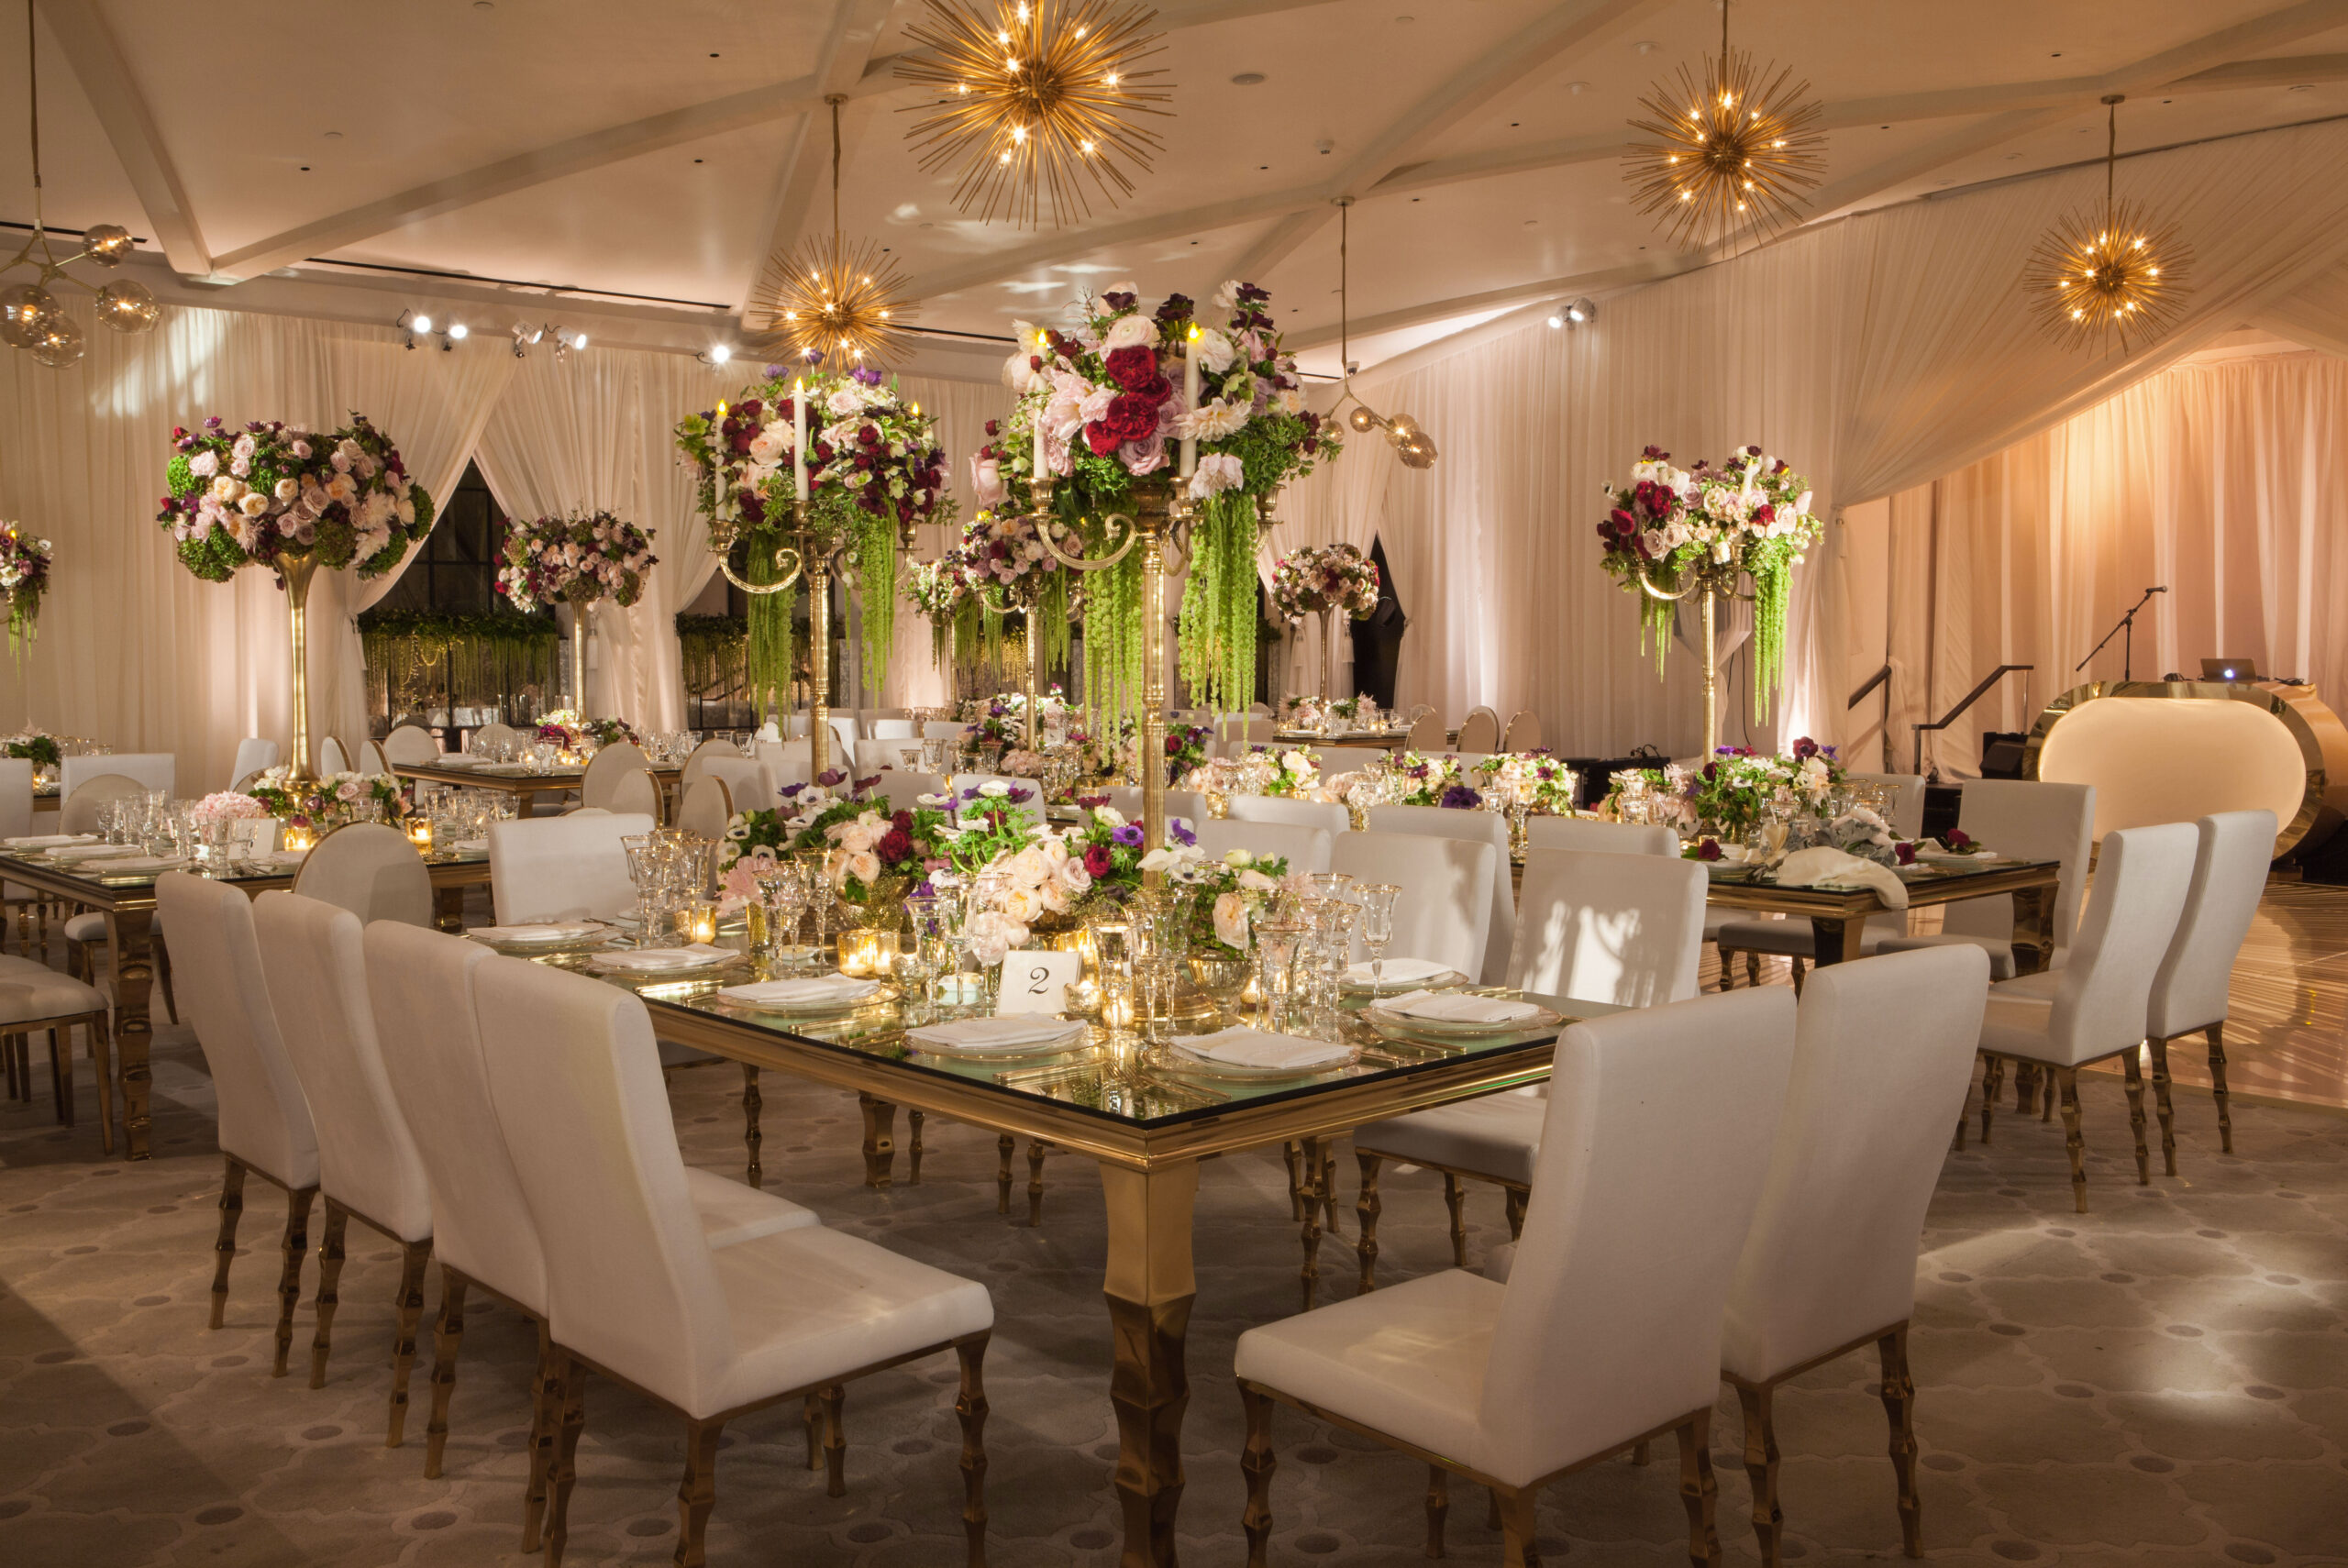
[2076,586,2165,682]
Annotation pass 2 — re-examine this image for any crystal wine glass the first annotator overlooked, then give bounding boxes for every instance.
[1356,883,1401,993]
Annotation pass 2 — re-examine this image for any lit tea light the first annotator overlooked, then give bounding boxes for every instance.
[1102,982,1136,1033]
[837,927,898,978]
[282,823,316,854]
[675,901,720,946]
[404,819,434,852]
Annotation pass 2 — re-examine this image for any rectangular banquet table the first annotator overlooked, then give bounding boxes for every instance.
[389,757,682,814]
[0,846,493,1162]
[1703,856,2065,970]
[573,948,1600,1568]
[1272,727,1414,752]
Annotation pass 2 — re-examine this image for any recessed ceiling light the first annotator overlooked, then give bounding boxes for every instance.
[298,164,311,171]
[1396,15,1414,23]
[1632,40,1656,55]
[1259,164,1270,171]
[1230,72,1266,86]
[323,130,343,141]
[1523,218,1537,226]
[1567,81,1589,94]
[472,1,493,9]
[692,158,704,164]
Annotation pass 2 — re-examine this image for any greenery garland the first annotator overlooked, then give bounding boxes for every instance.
[674,613,748,701]
[743,528,794,719]
[1177,492,1259,713]
[356,607,562,723]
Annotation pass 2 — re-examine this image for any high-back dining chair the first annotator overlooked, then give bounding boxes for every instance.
[291,823,433,929]
[1718,946,1989,1565]
[674,778,734,842]
[1453,707,1500,753]
[594,766,663,822]
[487,812,657,924]
[1366,804,1515,986]
[1499,709,1542,751]
[59,773,146,836]
[676,738,743,794]
[157,874,321,1375]
[1876,779,2096,977]
[472,955,996,1568]
[251,890,434,1438]
[580,743,654,812]
[364,922,818,1525]
[1523,816,1677,856]
[1236,988,1797,1566]
[63,752,172,799]
[698,755,775,815]
[1191,820,1332,877]
[1103,787,1209,827]
[1328,831,1496,984]
[468,722,519,756]
[1226,795,1347,837]
[1969,821,2198,1210]
[2144,810,2276,1163]
[318,736,353,775]
[229,737,282,789]
[380,725,439,766]
[1405,710,1445,750]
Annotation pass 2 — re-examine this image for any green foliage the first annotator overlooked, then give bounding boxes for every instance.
[1178,493,1259,713]
[166,454,197,499]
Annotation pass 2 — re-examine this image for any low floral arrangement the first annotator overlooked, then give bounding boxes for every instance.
[498,510,657,613]
[1389,751,1469,807]
[0,525,52,657]
[903,551,974,667]
[1472,753,1579,815]
[1597,445,1822,718]
[191,791,270,825]
[3,731,61,769]
[531,711,637,750]
[1271,542,1379,621]
[963,686,1066,719]
[1253,746,1321,798]
[1159,723,1212,784]
[1683,740,1844,839]
[161,414,434,581]
[247,767,408,830]
[962,701,1020,760]
[1190,847,1297,957]
[964,803,1202,948]
[999,748,1054,779]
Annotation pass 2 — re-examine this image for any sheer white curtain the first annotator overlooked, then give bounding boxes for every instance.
[0,303,507,790]
[1285,116,2348,756]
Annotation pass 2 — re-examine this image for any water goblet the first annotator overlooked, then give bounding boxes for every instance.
[1355,883,1401,993]
[1252,920,1310,1034]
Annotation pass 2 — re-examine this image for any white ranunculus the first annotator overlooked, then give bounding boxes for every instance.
[1091,804,1125,829]
[189,450,218,478]
[238,491,271,517]
[1102,314,1157,350]
[1192,327,1237,373]
[1213,279,1241,311]
[826,388,865,416]
[979,779,1010,798]
[1186,453,1245,500]
[1223,847,1254,867]
[1185,401,1249,441]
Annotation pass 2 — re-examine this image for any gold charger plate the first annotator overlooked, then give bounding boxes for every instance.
[717,981,899,1019]
[1150,1038,1363,1082]
[1340,965,1469,995]
[1363,999,1563,1042]
[467,923,616,957]
[906,1018,1091,1064]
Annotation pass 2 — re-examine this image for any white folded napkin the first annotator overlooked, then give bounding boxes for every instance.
[51,843,144,860]
[907,1015,1080,1053]
[5,834,93,848]
[1914,838,2001,864]
[449,838,489,855]
[1382,989,1542,1025]
[1772,846,1910,910]
[593,944,734,971]
[1172,1026,1352,1071]
[266,848,309,868]
[88,856,190,875]
[1343,956,1451,986]
[470,921,605,944]
[718,976,881,1008]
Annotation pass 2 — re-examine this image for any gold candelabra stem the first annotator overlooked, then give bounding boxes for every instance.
[281,550,319,782]
[1023,607,1041,752]
[806,505,832,786]
[1700,587,1718,759]
[568,601,592,715]
[1319,608,1336,702]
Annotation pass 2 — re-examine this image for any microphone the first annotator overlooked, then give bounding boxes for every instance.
[2150,585,2168,593]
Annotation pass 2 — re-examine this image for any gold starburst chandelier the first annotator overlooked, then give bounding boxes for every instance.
[2023,95,2192,356]
[896,0,1172,227]
[1623,0,1825,252]
[748,95,914,368]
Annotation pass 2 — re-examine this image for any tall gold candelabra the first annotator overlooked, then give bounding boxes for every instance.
[280,550,319,782]
[714,498,839,784]
[1637,557,1742,757]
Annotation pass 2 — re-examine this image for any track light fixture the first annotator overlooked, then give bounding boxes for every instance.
[397,309,430,349]
[441,322,468,351]
[1545,296,1597,329]
[697,343,736,367]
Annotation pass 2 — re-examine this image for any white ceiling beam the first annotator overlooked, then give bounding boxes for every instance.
[906,183,1331,301]
[201,0,1344,286]
[739,0,901,325]
[32,0,209,275]
[1225,0,1670,282]
[1801,0,2348,221]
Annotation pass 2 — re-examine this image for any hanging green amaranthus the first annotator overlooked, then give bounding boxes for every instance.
[1177,493,1260,714]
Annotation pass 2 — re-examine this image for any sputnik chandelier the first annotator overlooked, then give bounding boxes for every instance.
[1623,0,1825,252]
[748,95,914,367]
[1327,200,1437,470]
[2023,94,2192,356]
[896,0,1172,227]
[1,0,158,368]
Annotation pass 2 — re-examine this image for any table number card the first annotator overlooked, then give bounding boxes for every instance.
[993,950,1082,1015]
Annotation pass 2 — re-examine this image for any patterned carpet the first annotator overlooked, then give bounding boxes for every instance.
[3,970,2347,1564]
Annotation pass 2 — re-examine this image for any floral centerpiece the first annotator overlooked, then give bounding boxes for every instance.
[532,711,637,751]
[963,802,1203,948]
[1597,445,1822,722]
[904,550,974,668]
[675,363,954,711]
[0,525,52,658]
[1253,746,1321,798]
[3,730,61,769]
[1271,542,1379,620]
[497,510,656,613]
[192,790,270,826]
[1389,751,1470,807]
[247,767,409,831]
[1472,753,1579,815]
[1158,723,1211,785]
[1187,847,1297,958]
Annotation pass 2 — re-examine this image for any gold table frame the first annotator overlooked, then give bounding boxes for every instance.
[390,760,685,818]
[641,989,1574,1567]
[1700,859,2065,967]
[4,855,492,1163]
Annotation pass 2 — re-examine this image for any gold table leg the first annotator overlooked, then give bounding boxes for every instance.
[1102,1158,1199,1568]
[2010,884,2056,976]
[433,884,466,935]
[104,907,156,1159]
[859,1092,896,1188]
[1807,916,1867,966]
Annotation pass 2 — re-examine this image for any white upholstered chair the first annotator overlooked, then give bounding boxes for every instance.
[580,743,654,812]
[698,755,775,815]
[60,773,145,834]
[229,737,282,789]
[676,737,744,794]
[61,774,183,1016]
[317,736,353,775]
[597,765,663,822]
[1523,816,1677,856]
[473,955,995,1568]
[0,953,113,1151]
[381,725,439,766]
[1236,988,1797,1566]
[1453,707,1500,753]
[1191,820,1332,877]
[1874,779,2095,979]
[251,890,434,1437]
[674,778,734,842]
[157,873,321,1375]
[855,735,923,775]
[868,716,918,740]
[1499,710,1543,751]
[1327,831,1496,984]
[1716,946,1989,1566]
[1714,771,1928,989]
[488,812,657,925]
[1364,804,1515,986]
[364,922,818,1526]
[1227,795,1347,836]
[1352,845,1709,1284]
[63,751,173,798]
[1405,711,1445,750]
[1969,822,2198,1210]
[1104,786,1209,826]
[468,722,519,756]
[869,772,950,811]
[2144,810,2276,1165]
[292,823,434,929]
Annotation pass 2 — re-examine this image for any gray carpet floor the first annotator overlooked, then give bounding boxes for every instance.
[3,1002,2346,1566]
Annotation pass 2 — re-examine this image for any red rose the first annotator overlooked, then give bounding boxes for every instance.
[1136,373,1173,404]
[1104,392,1159,443]
[1104,345,1159,391]
[1086,421,1123,456]
[891,809,914,831]
[1083,845,1113,878]
[878,827,913,864]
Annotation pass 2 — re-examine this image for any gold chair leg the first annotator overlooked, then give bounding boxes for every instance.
[1355,1151,1383,1295]
[1283,1140,1305,1220]
[803,1393,823,1472]
[49,1026,72,1127]
[299,1196,339,1385]
[1745,952,1761,989]
[1736,1382,1782,1568]
[956,1337,991,1568]
[1632,1440,1652,1465]
[2208,1021,2232,1154]
[1979,1055,2004,1145]
[676,1418,725,1568]
[209,1157,247,1331]
[1422,1464,1449,1559]
[1240,1383,1277,1568]
[544,1355,588,1568]
[272,1188,316,1377]
[1789,956,1806,998]
[1678,1408,1723,1567]
[523,1324,559,1552]
[2121,1047,2150,1186]
[2148,1035,2178,1176]
[821,1385,847,1498]
[1443,1173,1468,1268]
[422,1267,468,1478]
[859,1092,896,1188]
[1497,1485,1541,1567]
[386,1239,431,1447]
[1878,1323,1922,1558]
[1026,1141,1047,1228]
[2041,1064,2057,1121]
[1319,1142,1342,1239]
[740,1065,762,1189]
[1298,1135,1327,1309]
[90,1013,115,1155]
[908,1107,925,1186]
[2055,1066,2088,1213]
[996,1133,1013,1215]
[1716,944,1733,989]
[1502,1186,1527,1241]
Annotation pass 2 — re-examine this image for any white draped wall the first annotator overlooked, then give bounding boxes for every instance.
[1283,116,2348,758]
